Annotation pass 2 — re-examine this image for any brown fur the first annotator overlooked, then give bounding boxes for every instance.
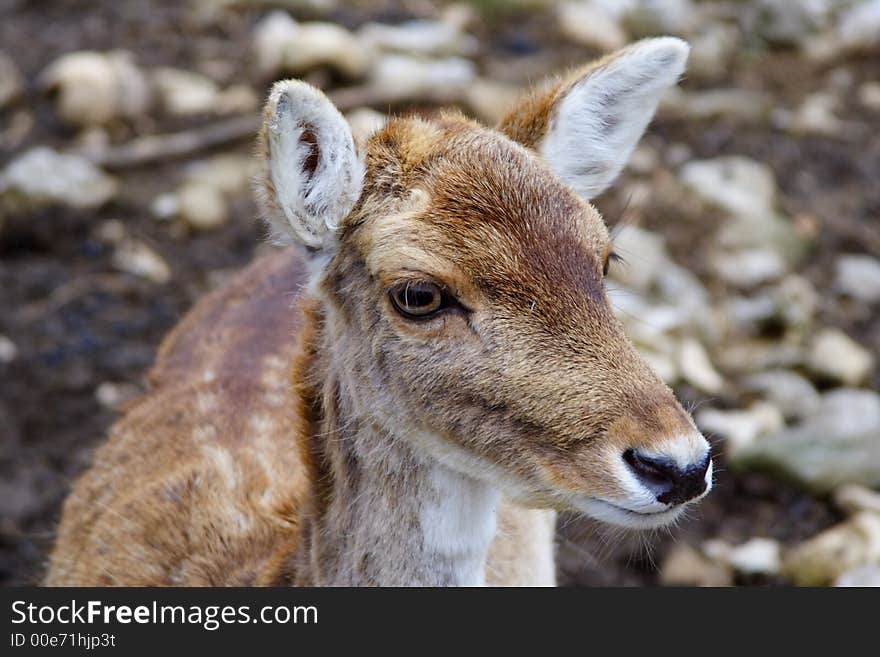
[48,49,700,586]
[47,250,309,585]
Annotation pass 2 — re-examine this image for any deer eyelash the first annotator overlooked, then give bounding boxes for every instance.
[603,250,624,276]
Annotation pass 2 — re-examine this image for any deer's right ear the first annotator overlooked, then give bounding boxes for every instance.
[498,38,688,200]
[256,80,364,251]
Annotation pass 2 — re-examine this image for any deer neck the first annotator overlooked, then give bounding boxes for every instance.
[289,302,499,586]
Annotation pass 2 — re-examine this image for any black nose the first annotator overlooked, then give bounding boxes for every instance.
[623,449,710,506]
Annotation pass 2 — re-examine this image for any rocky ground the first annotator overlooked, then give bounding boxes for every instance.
[1,0,878,586]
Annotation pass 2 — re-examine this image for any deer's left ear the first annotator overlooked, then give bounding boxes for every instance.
[499,37,689,200]
[256,80,364,252]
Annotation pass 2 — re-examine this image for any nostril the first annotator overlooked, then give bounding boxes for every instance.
[623,448,711,506]
[623,448,678,497]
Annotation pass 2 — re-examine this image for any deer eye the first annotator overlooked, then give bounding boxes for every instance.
[389,281,447,319]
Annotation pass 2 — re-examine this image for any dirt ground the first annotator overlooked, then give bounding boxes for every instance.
[1,0,878,586]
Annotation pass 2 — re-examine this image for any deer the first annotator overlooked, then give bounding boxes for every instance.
[45,37,712,587]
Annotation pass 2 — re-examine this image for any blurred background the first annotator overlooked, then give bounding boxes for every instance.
[1,0,878,587]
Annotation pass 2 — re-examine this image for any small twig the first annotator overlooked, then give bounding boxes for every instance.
[84,115,261,169]
[79,84,473,170]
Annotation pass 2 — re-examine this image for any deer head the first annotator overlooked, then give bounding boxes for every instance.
[256,37,711,530]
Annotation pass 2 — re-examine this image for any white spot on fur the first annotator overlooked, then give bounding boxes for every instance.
[191,424,218,444]
[261,354,287,386]
[264,391,287,408]
[202,444,239,491]
[249,413,276,439]
[195,391,217,414]
[419,462,500,586]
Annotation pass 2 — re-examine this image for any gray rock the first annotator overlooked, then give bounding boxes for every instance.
[834,484,880,516]
[704,537,783,576]
[807,328,874,385]
[677,338,725,394]
[783,512,880,586]
[688,23,740,79]
[838,0,880,51]
[717,339,806,374]
[744,369,821,421]
[199,0,337,15]
[152,67,220,116]
[747,0,831,46]
[463,79,522,125]
[654,259,710,306]
[151,193,179,221]
[0,51,22,109]
[608,292,683,351]
[835,565,880,587]
[713,248,786,288]
[696,402,785,455]
[780,92,852,137]
[624,0,697,36]
[359,19,478,57]
[680,156,777,220]
[627,145,660,175]
[216,84,259,115]
[664,142,693,167]
[725,294,778,330]
[112,240,171,284]
[95,382,142,410]
[253,12,373,78]
[253,11,298,76]
[727,537,783,576]
[662,88,773,122]
[735,388,880,491]
[819,388,880,435]
[185,155,258,197]
[369,55,475,98]
[0,334,17,363]
[655,261,719,340]
[835,254,880,303]
[859,81,880,111]
[772,274,819,329]
[557,2,628,52]
[717,212,808,267]
[40,50,152,127]
[0,147,117,210]
[640,349,678,384]
[724,276,818,335]
[660,543,733,587]
[177,181,228,232]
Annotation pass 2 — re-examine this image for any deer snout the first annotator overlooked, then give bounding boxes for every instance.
[623,448,711,506]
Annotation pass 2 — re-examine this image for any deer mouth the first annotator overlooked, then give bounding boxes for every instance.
[574,496,694,530]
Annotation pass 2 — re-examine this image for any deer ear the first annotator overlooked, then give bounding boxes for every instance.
[499,37,688,200]
[256,80,364,251]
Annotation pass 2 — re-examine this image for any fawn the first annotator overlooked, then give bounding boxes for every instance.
[46,37,711,587]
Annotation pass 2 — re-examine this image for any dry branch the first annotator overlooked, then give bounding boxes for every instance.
[81,84,472,170]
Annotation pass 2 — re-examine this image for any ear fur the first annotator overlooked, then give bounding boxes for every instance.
[498,37,689,199]
[256,80,364,250]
